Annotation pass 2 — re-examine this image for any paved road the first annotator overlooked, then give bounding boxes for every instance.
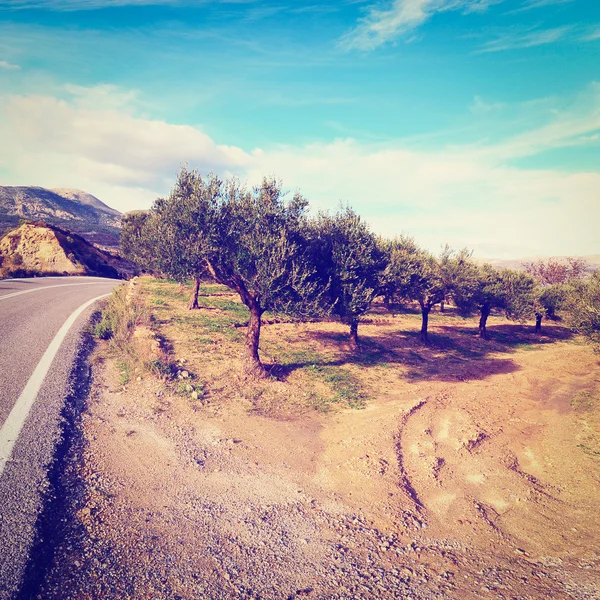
[0,276,121,600]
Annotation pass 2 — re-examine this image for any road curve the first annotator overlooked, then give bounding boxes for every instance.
[0,276,121,600]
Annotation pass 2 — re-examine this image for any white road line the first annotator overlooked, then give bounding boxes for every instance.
[0,293,110,477]
[0,281,110,302]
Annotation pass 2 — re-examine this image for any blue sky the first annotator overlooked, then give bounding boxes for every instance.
[0,0,598,258]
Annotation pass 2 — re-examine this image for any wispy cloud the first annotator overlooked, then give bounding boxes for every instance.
[480,82,600,159]
[520,0,574,9]
[581,28,600,42]
[340,0,503,51]
[0,60,20,70]
[0,0,253,10]
[479,25,570,52]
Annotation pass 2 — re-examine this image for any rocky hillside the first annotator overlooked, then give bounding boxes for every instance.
[0,186,121,247]
[0,223,135,279]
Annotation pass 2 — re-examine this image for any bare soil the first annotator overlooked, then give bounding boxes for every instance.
[35,278,600,599]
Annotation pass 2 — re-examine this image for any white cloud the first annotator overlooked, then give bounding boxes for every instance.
[479,25,571,52]
[0,60,20,70]
[341,0,503,51]
[246,140,599,258]
[0,84,598,258]
[0,88,254,210]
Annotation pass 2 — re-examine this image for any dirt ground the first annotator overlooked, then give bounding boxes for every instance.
[36,278,600,599]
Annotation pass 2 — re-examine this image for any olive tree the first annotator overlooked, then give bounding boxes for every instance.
[524,257,587,334]
[566,271,600,348]
[120,210,153,269]
[203,177,326,377]
[121,168,214,310]
[148,168,218,309]
[313,206,387,349]
[384,237,446,342]
[454,265,536,339]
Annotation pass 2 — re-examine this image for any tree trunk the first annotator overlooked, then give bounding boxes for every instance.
[349,318,360,350]
[535,313,543,334]
[187,276,201,310]
[479,305,490,339]
[383,294,391,311]
[244,304,266,378]
[420,306,430,343]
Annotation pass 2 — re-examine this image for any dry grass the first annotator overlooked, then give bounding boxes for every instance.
[130,276,584,417]
[136,277,377,415]
[94,280,175,385]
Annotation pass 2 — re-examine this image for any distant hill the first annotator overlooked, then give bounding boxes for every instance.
[481,255,600,274]
[0,186,121,247]
[0,222,135,279]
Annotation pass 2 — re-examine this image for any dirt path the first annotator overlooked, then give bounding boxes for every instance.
[32,280,600,599]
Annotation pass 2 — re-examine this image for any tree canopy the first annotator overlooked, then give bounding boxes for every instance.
[313,206,387,348]
[566,271,600,348]
[453,264,536,338]
[201,177,326,376]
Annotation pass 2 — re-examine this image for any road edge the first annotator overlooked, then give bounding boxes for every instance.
[15,314,100,600]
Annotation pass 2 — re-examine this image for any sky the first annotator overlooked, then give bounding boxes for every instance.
[0,0,598,259]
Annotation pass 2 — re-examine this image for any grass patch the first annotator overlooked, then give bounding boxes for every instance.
[309,365,366,409]
[571,390,597,412]
[116,359,130,386]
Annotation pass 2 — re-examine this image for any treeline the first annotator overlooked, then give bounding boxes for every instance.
[121,167,599,377]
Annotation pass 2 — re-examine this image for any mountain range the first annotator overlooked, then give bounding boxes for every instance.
[0,186,121,247]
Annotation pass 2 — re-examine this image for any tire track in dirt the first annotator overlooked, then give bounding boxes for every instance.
[394,398,428,513]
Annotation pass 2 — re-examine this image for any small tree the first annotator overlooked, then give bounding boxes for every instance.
[438,245,479,311]
[203,177,325,377]
[121,210,153,269]
[454,265,536,339]
[533,284,570,333]
[148,168,218,309]
[566,272,600,348]
[314,207,387,349]
[524,257,587,334]
[385,238,445,342]
[122,168,215,310]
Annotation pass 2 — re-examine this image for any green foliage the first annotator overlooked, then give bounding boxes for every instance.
[454,264,535,320]
[566,271,600,348]
[313,206,386,336]
[148,167,214,283]
[382,237,452,341]
[384,237,447,311]
[438,245,478,305]
[204,177,325,316]
[538,284,570,319]
[94,315,113,340]
[116,359,130,386]
[120,210,153,268]
[501,268,537,322]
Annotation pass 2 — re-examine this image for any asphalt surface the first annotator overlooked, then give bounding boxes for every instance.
[0,276,121,600]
